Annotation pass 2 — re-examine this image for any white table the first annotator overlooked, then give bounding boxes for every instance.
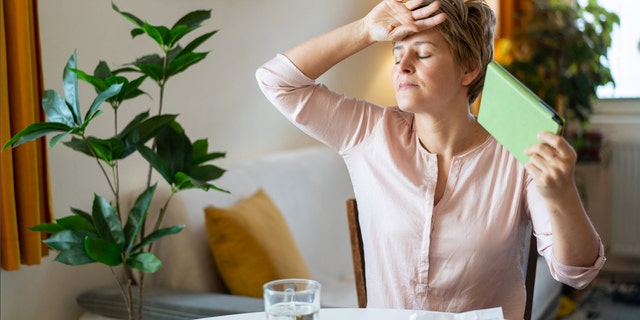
[196,307,504,320]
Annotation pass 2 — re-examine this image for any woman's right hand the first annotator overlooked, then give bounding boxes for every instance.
[365,0,447,42]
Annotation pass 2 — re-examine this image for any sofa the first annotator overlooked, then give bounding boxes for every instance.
[77,144,562,320]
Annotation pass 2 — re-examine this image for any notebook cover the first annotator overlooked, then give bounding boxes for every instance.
[478,61,564,164]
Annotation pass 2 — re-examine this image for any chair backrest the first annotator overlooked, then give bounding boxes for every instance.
[345,198,537,320]
[346,198,367,308]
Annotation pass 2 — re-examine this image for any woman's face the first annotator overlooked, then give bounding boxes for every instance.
[392,29,471,114]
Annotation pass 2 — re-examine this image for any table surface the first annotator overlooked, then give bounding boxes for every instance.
[197,308,477,320]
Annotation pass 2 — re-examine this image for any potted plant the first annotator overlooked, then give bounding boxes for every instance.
[3,3,225,320]
[495,0,620,162]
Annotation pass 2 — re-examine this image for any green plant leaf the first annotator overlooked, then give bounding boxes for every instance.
[173,9,211,30]
[127,252,162,273]
[62,51,82,125]
[42,89,76,128]
[71,68,109,92]
[174,172,228,192]
[56,215,97,234]
[123,185,156,254]
[43,229,85,251]
[115,75,148,103]
[30,223,65,234]
[131,225,184,252]
[84,237,123,266]
[49,129,76,147]
[155,123,191,178]
[2,122,73,150]
[189,164,226,182]
[62,136,93,157]
[165,51,208,79]
[94,60,111,81]
[85,83,123,121]
[136,145,173,184]
[91,137,126,162]
[71,207,93,223]
[166,24,191,48]
[178,31,218,59]
[112,2,143,28]
[120,114,177,151]
[191,139,226,165]
[91,194,126,250]
[54,244,95,265]
[142,22,170,48]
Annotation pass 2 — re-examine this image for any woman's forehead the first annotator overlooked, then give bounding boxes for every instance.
[393,29,445,50]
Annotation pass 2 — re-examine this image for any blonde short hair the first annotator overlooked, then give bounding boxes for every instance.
[417,0,496,103]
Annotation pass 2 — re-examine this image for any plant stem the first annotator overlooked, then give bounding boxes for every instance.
[111,267,134,320]
[82,135,117,195]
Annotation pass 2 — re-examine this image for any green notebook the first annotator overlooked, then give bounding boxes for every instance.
[478,61,564,164]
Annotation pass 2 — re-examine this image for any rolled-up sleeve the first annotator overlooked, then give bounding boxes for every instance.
[526,178,606,289]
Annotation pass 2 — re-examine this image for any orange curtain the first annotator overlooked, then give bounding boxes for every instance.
[1,0,53,270]
[497,0,531,39]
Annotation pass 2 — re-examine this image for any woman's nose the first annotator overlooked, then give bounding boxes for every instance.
[397,56,414,74]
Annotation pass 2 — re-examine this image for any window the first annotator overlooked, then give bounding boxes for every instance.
[582,0,640,98]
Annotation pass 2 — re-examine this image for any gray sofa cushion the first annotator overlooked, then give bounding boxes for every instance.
[77,286,264,319]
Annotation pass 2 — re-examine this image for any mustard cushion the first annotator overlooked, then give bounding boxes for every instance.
[204,189,311,297]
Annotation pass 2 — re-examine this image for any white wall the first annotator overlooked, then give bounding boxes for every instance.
[1,1,394,319]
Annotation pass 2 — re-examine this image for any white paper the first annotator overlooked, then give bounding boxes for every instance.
[409,307,504,320]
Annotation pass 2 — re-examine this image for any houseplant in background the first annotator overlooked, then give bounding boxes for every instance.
[3,3,225,320]
[495,0,619,162]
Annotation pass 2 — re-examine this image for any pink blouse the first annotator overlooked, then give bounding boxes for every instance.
[256,54,605,320]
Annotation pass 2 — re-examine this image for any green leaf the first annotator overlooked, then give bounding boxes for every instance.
[91,194,126,250]
[142,22,170,48]
[62,136,93,157]
[2,122,73,150]
[62,51,81,125]
[94,61,112,81]
[43,229,85,251]
[137,145,173,184]
[115,75,148,102]
[70,68,109,92]
[131,225,184,253]
[84,237,123,266]
[42,90,75,127]
[85,83,123,121]
[123,185,157,254]
[56,215,97,234]
[71,207,93,223]
[166,25,193,49]
[120,114,177,151]
[173,9,211,30]
[112,2,143,28]
[156,123,192,178]
[178,31,218,60]
[30,222,65,234]
[173,172,228,192]
[89,137,126,162]
[49,129,75,147]
[166,51,208,79]
[127,252,162,273]
[192,139,225,165]
[189,164,226,182]
[54,244,95,265]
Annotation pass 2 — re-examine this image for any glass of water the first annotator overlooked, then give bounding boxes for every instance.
[263,278,321,320]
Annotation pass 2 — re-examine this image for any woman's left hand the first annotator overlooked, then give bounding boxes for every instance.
[524,132,578,202]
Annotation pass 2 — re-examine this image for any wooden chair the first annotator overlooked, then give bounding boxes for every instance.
[345,198,538,320]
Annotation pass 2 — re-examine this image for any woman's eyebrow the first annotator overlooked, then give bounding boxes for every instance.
[393,40,437,52]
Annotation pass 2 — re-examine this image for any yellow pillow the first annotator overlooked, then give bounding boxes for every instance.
[204,189,311,297]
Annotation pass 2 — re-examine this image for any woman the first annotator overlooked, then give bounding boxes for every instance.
[256,0,605,318]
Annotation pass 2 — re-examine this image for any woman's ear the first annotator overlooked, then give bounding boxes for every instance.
[461,64,481,86]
